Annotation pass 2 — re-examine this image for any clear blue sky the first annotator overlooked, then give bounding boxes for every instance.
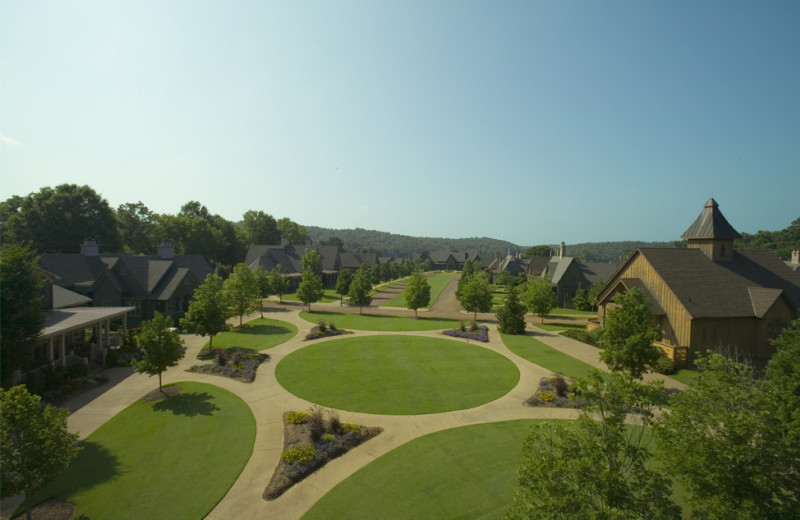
[2,1,798,246]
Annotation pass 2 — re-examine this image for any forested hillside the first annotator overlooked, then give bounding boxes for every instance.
[736,218,800,260]
[305,226,521,258]
[564,241,678,263]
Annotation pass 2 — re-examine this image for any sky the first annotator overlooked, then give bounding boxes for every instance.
[1,1,798,247]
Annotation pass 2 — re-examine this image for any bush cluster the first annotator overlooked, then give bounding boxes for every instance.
[561,327,603,347]
[443,324,489,342]
[305,321,347,340]
[525,374,575,408]
[24,364,108,403]
[187,348,269,382]
[653,356,676,375]
[287,411,309,424]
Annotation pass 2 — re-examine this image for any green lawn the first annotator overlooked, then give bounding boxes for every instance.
[200,317,297,354]
[530,322,587,332]
[303,420,689,520]
[276,335,519,414]
[302,420,542,520]
[670,368,701,387]
[30,382,255,520]
[299,311,462,331]
[280,288,341,303]
[383,272,456,308]
[502,333,597,380]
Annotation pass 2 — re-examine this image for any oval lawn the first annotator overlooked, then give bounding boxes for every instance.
[276,335,519,414]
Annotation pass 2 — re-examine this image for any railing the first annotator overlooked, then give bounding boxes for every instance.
[654,340,689,367]
[65,353,88,367]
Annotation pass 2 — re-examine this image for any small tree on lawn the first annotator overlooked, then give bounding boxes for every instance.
[1,385,81,520]
[255,267,271,317]
[457,271,493,321]
[496,284,526,334]
[180,273,230,350]
[348,265,373,314]
[135,311,185,395]
[297,272,323,312]
[599,288,661,379]
[404,269,431,318]
[224,263,261,326]
[571,284,591,311]
[269,265,289,303]
[335,268,353,306]
[525,277,556,323]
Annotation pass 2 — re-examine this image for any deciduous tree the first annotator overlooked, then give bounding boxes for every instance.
[1,385,81,520]
[599,288,661,379]
[297,273,323,312]
[241,210,280,245]
[269,265,289,303]
[0,245,46,388]
[116,201,157,254]
[404,269,431,318]
[335,268,353,306]
[134,312,185,394]
[657,353,798,518]
[179,273,230,349]
[348,265,373,314]
[524,278,556,323]
[457,272,493,321]
[224,263,262,326]
[507,370,677,520]
[276,217,308,245]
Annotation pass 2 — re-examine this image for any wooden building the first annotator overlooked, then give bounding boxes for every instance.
[596,198,800,366]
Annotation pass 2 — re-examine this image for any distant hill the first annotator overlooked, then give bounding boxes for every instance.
[305,225,678,262]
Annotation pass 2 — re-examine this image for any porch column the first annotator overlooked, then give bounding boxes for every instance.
[122,313,128,335]
[92,322,101,363]
[47,337,54,363]
[59,335,67,368]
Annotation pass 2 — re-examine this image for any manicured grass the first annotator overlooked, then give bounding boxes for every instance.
[281,288,341,303]
[299,311,462,331]
[502,333,596,380]
[200,317,297,354]
[276,335,519,414]
[383,272,455,308]
[670,368,701,387]
[303,420,689,520]
[302,420,541,519]
[31,382,255,520]
[550,307,597,316]
[531,322,587,332]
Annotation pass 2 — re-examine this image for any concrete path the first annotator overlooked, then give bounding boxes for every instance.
[0,293,687,520]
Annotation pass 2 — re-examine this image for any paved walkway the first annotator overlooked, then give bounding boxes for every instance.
[1,281,687,520]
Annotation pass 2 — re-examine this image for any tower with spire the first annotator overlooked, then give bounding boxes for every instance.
[680,197,741,262]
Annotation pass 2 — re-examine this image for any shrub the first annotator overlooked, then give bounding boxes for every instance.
[329,322,337,331]
[470,320,480,332]
[654,356,675,375]
[328,410,342,434]
[281,445,316,464]
[68,363,89,379]
[550,374,568,397]
[342,423,360,435]
[538,391,554,403]
[307,405,326,442]
[105,348,119,367]
[230,349,245,367]
[287,411,309,424]
[318,320,327,332]
[215,349,228,366]
[322,433,336,442]
[459,322,466,332]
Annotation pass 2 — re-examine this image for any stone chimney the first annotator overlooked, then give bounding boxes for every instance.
[157,239,175,259]
[280,235,288,247]
[558,242,566,258]
[792,250,799,265]
[306,236,312,246]
[80,238,99,257]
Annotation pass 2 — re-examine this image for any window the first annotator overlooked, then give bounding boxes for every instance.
[124,299,141,317]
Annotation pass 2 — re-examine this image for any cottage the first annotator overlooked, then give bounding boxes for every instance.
[595,198,800,366]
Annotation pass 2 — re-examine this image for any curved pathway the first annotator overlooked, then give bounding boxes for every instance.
[1,294,687,520]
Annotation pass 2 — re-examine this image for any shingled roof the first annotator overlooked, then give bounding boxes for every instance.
[681,197,742,240]
[633,248,800,319]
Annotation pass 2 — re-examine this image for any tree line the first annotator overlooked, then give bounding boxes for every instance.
[0,184,310,269]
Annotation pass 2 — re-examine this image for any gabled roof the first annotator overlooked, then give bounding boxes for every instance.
[681,197,741,240]
[612,248,800,319]
[547,257,575,285]
[578,260,620,285]
[748,287,784,317]
[52,285,92,309]
[526,256,551,276]
[616,279,666,315]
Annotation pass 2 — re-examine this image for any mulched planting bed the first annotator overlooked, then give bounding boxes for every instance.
[141,384,182,402]
[524,374,579,408]
[11,498,76,520]
[443,324,489,342]
[187,347,269,382]
[304,321,352,341]
[263,409,382,500]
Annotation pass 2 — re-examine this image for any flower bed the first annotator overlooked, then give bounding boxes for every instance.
[263,408,382,500]
[304,320,351,340]
[524,374,580,408]
[187,348,269,383]
[443,323,489,342]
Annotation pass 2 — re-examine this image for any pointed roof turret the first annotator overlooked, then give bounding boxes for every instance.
[681,198,741,240]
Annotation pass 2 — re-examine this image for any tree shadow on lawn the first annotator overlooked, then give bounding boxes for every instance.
[152,392,219,417]
[30,441,120,506]
[235,324,293,337]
